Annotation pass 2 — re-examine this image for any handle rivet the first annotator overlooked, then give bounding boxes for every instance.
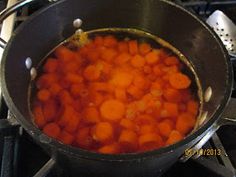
[25,57,32,69]
[30,67,37,80]
[73,18,83,28]
[204,87,212,102]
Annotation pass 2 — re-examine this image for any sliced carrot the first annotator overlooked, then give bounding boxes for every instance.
[139,133,163,150]
[94,36,104,46]
[139,124,156,135]
[180,89,192,102]
[83,65,101,81]
[143,65,152,74]
[119,129,138,151]
[176,113,196,135]
[58,130,74,145]
[169,73,191,89]
[70,83,85,97]
[49,83,62,96]
[83,107,100,124]
[100,99,125,121]
[89,82,114,93]
[163,102,178,117]
[139,43,151,55]
[98,143,120,154]
[36,74,58,89]
[115,88,127,101]
[163,88,182,103]
[64,112,80,133]
[115,52,131,65]
[42,100,58,122]
[92,122,114,142]
[58,90,73,105]
[43,58,58,73]
[87,50,100,62]
[103,35,118,47]
[118,41,129,52]
[166,130,183,146]
[101,48,117,62]
[76,127,92,148]
[145,50,160,65]
[55,46,78,62]
[187,100,199,116]
[133,75,150,90]
[153,65,165,76]
[164,56,179,66]
[110,71,133,88]
[89,91,104,106]
[128,40,138,55]
[37,89,51,102]
[43,123,61,138]
[127,85,143,99]
[131,54,146,68]
[33,105,46,128]
[58,105,75,127]
[62,61,80,74]
[120,118,136,131]
[135,114,156,125]
[66,73,83,84]
[158,119,174,138]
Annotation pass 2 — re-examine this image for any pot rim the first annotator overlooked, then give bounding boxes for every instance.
[0,0,233,161]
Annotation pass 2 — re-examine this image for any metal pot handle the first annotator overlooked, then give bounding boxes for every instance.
[0,0,57,49]
[180,98,236,162]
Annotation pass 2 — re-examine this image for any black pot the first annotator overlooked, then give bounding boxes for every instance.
[1,0,236,177]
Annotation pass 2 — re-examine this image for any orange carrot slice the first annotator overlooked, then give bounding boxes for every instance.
[43,123,61,138]
[92,122,114,142]
[83,65,101,81]
[176,113,196,135]
[43,58,58,73]
[37,89,51,102]
[164,56,179,66]
[187,100,199,116]
[58,130,74,145]
[131,54,146,68]
[83,107,100,124]
[139,43,151,55]
[166,130,183,146]
[119,129,138,151]
[115,52,131,65]
[163,102,178,117]
[33,105,46,128]
[158,119,174,138]
[98,143,120,154]
[128,40,138,55]
[169,73,191,89]
[103,35,118,47]
[145,50,160,65]
[100,99,125,121]
[76,127,92,148]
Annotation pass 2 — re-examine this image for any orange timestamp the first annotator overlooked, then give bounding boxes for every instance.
[184,148,222,157]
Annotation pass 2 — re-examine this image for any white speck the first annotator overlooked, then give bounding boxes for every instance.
[25,57,32,69]
[73,18,83,28]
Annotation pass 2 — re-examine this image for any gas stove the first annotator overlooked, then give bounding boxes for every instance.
[0,1,236,177]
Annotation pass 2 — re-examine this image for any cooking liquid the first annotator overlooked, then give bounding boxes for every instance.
[29,28,203,154]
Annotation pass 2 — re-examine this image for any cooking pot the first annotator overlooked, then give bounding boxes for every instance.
[1,0,236,176]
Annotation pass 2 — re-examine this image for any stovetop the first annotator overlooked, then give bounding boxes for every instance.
[1,0,236,177]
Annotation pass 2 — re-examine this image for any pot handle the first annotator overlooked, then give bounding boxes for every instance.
[0,0,58,49]
[180,98,236,162]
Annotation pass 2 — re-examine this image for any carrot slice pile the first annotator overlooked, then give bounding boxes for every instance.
[32,33,199,154]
